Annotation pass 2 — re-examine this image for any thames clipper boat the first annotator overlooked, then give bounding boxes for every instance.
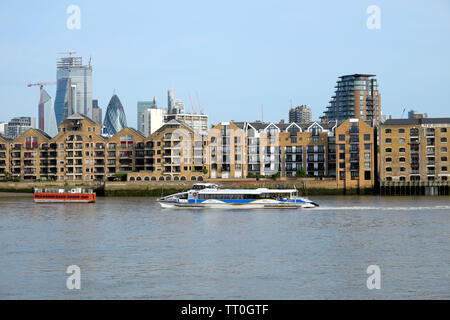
[158,183,319,209]
[34,188,96,203]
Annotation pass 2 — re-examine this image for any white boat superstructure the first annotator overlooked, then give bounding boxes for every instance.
[158,183,319,209]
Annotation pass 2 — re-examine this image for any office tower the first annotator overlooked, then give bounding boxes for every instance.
[38,88,58,137]
[167,89,185,114]
[6,117,35,139]
[380,117,450,182]
[137,97,157,134]
[168,90,174,113]
[92,99,102,125]
[143,108,166,137]
[289,105,312,123]
[103,94,127,135]
[54,56,93,124]
[322,74,381,124]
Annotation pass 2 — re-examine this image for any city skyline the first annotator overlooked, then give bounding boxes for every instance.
[1,1,450,128]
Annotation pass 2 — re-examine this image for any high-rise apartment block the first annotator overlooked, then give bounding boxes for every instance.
[6,117,35,139]
[289,105,312,123]
[54,56,93,124]
[322,74,381,125]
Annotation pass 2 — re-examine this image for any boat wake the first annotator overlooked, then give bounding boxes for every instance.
[313,205,450,211]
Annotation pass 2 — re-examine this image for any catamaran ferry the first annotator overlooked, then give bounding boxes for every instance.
[158,183,319,209]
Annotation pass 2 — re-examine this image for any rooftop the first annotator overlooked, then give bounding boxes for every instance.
[383,118,450,125]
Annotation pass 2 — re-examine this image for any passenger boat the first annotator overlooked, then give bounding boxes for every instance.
[34,188,96,203]
[158,183,319,209]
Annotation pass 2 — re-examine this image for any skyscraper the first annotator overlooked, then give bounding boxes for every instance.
[289,105,312,123]
[92,99,102,125]
[137,97,157,134]
[103,94,127,135]
[54,56,93,124]
[167,89,185,114]
[38,87,58,137]
[322,74,381,124]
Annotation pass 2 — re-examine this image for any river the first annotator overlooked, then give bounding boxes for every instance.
[0,195,449,299]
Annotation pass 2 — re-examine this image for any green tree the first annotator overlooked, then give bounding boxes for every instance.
[295,168,306,177]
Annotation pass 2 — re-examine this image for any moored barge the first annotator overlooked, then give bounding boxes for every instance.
[34,188,96,203]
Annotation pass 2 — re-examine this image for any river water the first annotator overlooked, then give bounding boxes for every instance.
[0,195,449,299]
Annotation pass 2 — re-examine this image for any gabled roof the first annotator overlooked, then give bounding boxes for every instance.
[66,113,99,126]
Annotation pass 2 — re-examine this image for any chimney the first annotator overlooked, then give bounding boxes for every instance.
[280,119,285,124]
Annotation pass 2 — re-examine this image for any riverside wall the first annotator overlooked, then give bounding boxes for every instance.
[0,177,374,197]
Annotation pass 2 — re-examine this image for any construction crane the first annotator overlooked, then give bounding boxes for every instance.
[188,93,197,114]
[401,108,406,119]
[57,51,77,57]
[195,92,204,115]
[27,81,59,89]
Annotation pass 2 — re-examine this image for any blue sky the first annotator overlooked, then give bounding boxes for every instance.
[1,0,449,127]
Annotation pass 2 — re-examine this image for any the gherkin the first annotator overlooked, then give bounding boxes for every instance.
[103,94,127,135]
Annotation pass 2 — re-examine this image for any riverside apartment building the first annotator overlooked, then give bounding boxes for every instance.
[380,117,450,182]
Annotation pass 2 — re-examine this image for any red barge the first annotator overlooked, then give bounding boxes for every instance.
[34,188,96,203]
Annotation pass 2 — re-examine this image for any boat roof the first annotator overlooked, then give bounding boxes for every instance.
[196,188,297,194]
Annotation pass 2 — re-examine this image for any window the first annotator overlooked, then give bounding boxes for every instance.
[442,147,448,153]
[386,167,392,172]
[234,137,240,144]
[339,162,345,169]
[398,128,405,133]
[364,171,371,180]
[385,157,392,162]
[385,138,392,143]
[399,157,406,162]
[399,148,406,153]
[339,144,345,151]
[385,148,392,153]
[442,157,448,162]
[441,137,447,143]
[339,171,345,180]
[399,138,405,144]
[441,128,447,133]
[400,167,406,172]
[385,129,391,134]
[364,134,370,141]
[211,137,216,143]
[339,134,345,141]
[339,153,345,160]
[364,143,371,150]
[364,162,371,168]
[364,152,371,159]
[410,128,419,136]
[442,166,448,172]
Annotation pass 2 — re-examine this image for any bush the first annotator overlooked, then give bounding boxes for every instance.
[115,173,127,181]
[271,171,280,180]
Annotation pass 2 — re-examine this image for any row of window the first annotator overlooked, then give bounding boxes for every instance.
[385,128,448,134]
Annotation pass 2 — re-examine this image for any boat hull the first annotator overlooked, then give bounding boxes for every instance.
[158,199,317,209]
[34,192,96,203]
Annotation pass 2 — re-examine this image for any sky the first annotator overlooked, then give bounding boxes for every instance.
[0,0,449,128]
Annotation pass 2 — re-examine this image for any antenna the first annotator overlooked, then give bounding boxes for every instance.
[188,93,196,114]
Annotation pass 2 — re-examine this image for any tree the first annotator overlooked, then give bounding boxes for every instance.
[295,168,306,178]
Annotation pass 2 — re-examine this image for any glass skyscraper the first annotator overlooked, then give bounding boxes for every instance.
[322,74,381,124]
[103,94,127,135]
[38,87,58,137]
[54,56,93,124]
